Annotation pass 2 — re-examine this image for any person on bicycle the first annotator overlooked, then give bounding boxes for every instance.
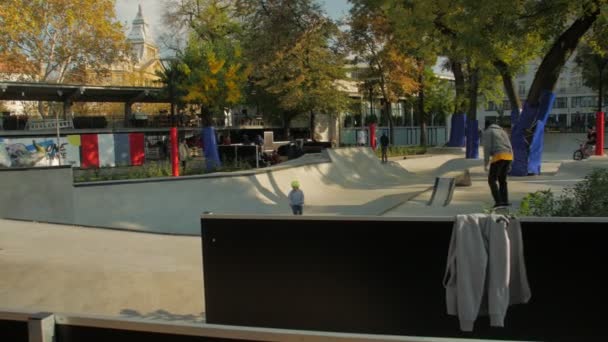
[585,126,597,154]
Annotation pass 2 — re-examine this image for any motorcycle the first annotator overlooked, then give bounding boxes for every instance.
[573,139,594,161]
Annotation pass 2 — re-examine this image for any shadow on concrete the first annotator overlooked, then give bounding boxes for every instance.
[120,309,205,323]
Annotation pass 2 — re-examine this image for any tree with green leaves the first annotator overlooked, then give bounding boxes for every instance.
[163,0,250,126]
[575,16,608,113]
[237,0,349,139]
[156,59,189,117]
[424,68,454,126]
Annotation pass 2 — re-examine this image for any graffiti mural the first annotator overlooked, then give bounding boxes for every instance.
[0,137,79,168]
[0,133,144,168]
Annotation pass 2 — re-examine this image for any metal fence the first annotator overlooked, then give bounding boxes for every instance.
[340,126,448,146]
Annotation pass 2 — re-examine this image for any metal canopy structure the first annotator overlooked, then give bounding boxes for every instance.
[0,81,168,104]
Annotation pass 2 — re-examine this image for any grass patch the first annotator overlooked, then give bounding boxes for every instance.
[374,146,427,158]
[74,159,252,183]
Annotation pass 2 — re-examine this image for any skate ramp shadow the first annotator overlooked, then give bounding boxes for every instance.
[305,191,427,216]
[120,309,205,323]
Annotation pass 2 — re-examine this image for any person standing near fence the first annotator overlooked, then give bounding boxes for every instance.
[380,132,389,163]
[179,139,190,169]
[483,120,513,208]
[288,180,304,215]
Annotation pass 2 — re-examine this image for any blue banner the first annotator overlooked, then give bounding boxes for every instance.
[202,127,221,171]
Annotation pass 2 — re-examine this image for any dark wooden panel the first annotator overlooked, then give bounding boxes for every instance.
[201,218,608,341]
[0,319,29,342]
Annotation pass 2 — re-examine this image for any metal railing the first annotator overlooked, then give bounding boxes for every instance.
[340,126,448,146]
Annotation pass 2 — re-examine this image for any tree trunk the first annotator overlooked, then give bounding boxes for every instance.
[527,7,600,105]
[510,5,599,176]
[598,62,606,112]
[466,67,480,159]
[384,100,394,144]
[283,113,291,140]
[417,59,427,146]
[468,68,479,122]
[201,106,212,127]
[451,59,467,115]
[309,110,316,140]
[493,59,521,119]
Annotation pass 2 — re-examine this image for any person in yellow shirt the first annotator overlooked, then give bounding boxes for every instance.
[483,121,513,208]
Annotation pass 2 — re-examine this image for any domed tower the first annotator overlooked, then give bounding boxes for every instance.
[126,4,162,86]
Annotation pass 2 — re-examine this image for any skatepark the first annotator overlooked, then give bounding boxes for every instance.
[1,132,606,341]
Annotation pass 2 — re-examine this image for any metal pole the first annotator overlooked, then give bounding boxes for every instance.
[56,107,61,166]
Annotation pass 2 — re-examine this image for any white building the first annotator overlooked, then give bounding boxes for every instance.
[479,56,602,132]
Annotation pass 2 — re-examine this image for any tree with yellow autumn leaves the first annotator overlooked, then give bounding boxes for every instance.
[0,0,128,83]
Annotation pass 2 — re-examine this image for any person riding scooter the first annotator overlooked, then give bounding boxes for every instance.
[585,126,597,154]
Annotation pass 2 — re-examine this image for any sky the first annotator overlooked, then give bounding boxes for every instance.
[115,0,351,40]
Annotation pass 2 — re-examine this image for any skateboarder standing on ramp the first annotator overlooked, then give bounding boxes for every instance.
[483,121,513,208]
[288,180,304,215]
[380,133,389,163]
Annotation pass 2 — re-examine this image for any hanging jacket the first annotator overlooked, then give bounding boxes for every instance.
[444,214,531,332]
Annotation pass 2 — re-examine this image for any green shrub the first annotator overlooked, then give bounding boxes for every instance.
[374,146,427,158]
[518,168,608,217]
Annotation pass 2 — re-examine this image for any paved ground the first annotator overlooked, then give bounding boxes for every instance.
[1,139,607,322]
[0,220,205,321]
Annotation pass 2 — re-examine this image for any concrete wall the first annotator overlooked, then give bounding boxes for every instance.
[0,167,74,224]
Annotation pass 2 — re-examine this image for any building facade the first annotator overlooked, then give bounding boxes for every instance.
[479,56,602,132]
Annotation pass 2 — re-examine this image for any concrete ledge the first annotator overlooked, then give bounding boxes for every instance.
[0,309,519,342]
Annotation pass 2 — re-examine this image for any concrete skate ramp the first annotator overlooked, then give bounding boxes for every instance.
[542,133,586,160]
[1,148,429,235]
[68,148,428,234]
[324,147,418,186]
[554,157,608,178]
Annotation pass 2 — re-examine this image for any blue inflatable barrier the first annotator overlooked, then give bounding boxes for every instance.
[446,113,466,147]
[510,90,555,176]
[465,120,479,159]
[202,126,221,171]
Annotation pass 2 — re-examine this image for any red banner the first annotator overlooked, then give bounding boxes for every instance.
[129,133,145,166]
[80,134,99,168]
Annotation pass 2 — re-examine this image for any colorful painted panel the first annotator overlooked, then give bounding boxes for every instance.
[0,137,80,168]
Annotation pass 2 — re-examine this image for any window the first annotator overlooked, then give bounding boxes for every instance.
[555,97,568,109]
[569,77,582,89]
[486,101,498,111]
[518,81,526,98]
[572,96,597,108]
[502,100,511,111]
[391,102,403,118]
